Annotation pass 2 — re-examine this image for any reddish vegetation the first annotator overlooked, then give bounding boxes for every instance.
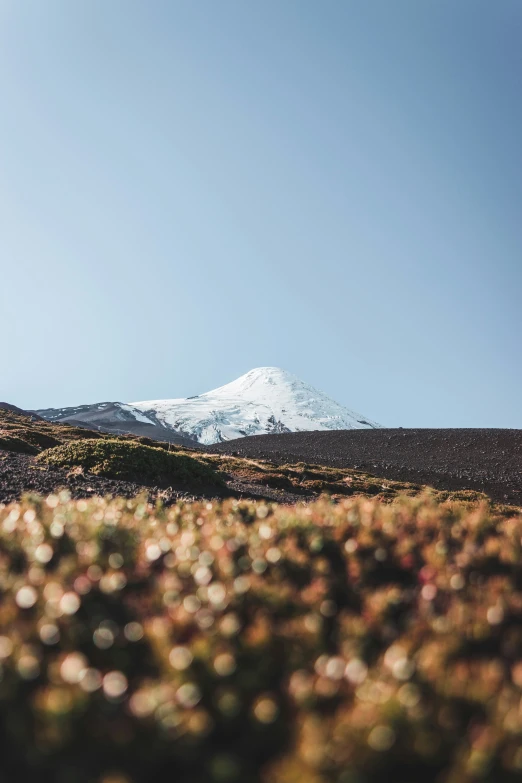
[0,493,521,782]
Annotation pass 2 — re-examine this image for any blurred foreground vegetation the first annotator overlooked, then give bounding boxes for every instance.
[0,492,522,782]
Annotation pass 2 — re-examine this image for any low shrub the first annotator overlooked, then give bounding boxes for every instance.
[36,438,224,488]
[0,494,521,781]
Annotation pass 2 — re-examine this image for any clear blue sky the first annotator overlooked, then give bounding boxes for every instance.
[1,0,521,427]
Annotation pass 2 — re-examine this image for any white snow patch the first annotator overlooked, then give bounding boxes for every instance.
[119,404,157,426]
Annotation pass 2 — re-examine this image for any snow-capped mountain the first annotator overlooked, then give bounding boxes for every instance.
[35,401,195,447]
[36,368,381,446]
[130,367,381,445]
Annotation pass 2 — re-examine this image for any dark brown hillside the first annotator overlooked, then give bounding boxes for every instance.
[208,428,522,505]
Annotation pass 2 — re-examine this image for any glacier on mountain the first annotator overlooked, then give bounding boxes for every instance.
[130,367,381,445]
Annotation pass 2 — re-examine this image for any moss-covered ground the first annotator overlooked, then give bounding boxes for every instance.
[199,452,494,505]
[37,438,225,489]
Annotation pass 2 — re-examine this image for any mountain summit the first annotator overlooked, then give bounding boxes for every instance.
[36,368,381,446]
[130,367,381,445]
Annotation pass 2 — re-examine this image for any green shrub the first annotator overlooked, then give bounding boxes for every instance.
[36,438,224,488]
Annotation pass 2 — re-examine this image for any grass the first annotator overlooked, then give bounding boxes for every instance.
[0,409,186,457]
[199,452,493,505]
[0,492,521,782]
[36,438,225,489]
[0,408,107,455]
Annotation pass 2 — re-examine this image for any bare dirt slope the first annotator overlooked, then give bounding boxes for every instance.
[208,428,522,505]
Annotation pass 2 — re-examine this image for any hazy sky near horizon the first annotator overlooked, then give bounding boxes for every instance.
[1,0,521,427]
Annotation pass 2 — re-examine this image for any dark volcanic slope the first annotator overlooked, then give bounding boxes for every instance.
[0,402,44,421]
[0,450,306,506]
[35,402,197,448]
[63,417,197,448]
[0,450,197,506]
[209,428,522,505]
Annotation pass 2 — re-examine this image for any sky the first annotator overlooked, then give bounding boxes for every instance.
[1,0,521,428]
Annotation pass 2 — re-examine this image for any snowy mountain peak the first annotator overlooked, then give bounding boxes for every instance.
[130,368,382,445]
[203,367,304,399]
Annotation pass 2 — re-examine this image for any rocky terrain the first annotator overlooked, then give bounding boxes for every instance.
[209,427,522,506]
